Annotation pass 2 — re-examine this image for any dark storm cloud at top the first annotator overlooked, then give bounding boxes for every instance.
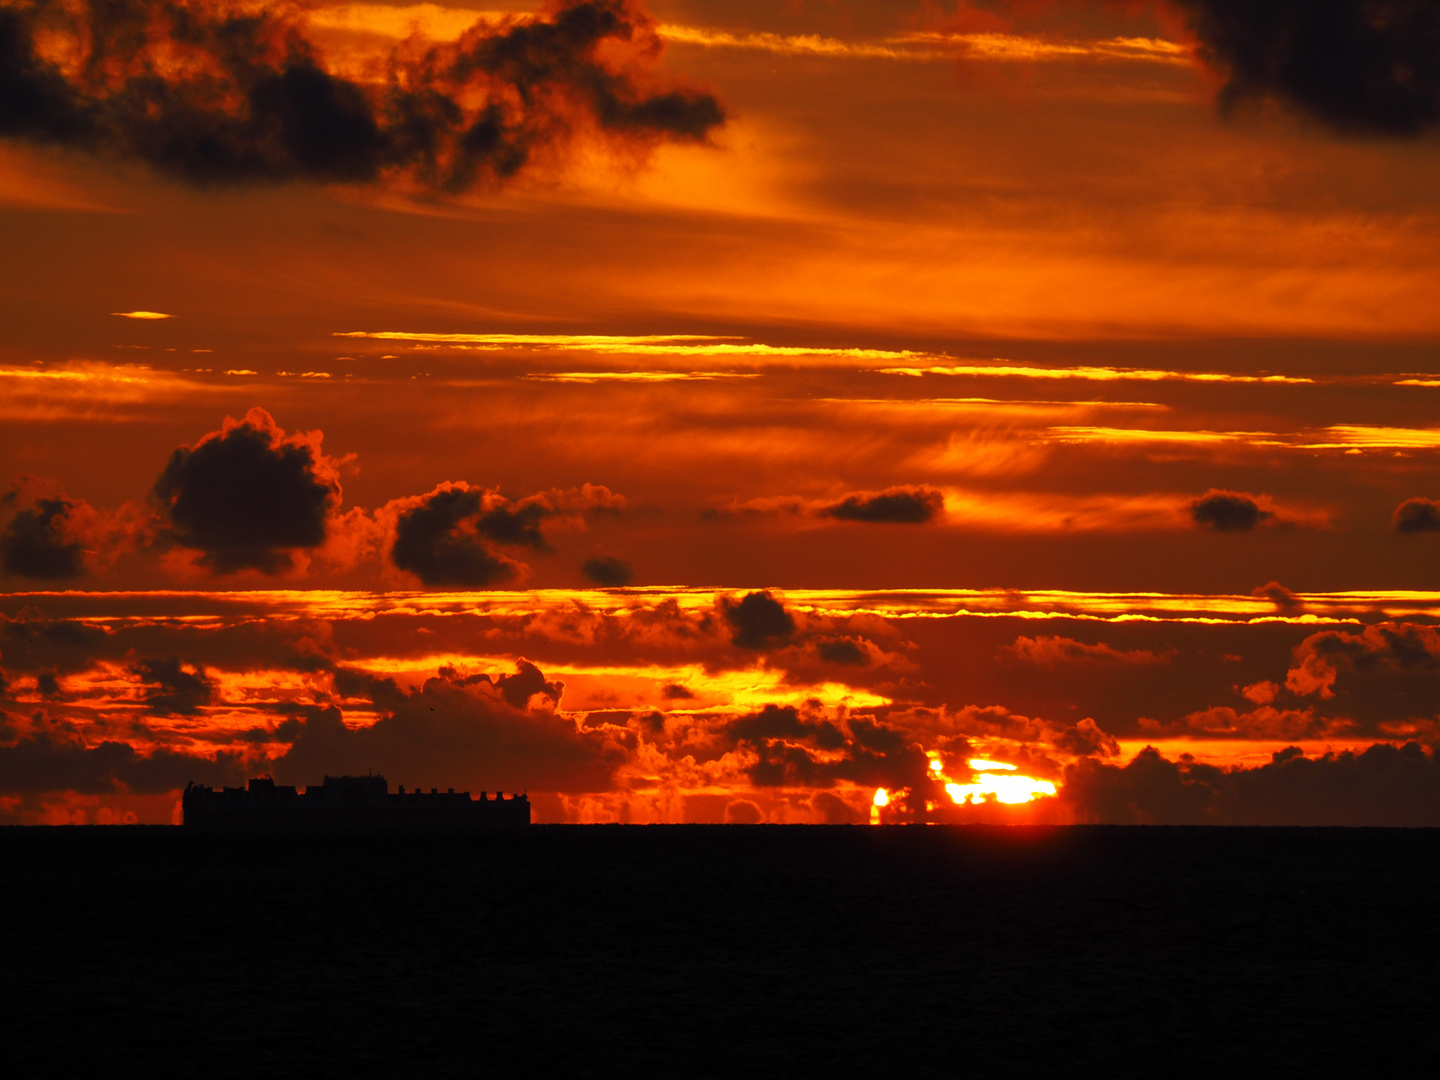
[1177,0,1440,137]
[153,408,338,573]
[0,0,725,190]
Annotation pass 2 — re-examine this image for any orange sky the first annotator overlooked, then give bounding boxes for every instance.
[4,0,1440,824]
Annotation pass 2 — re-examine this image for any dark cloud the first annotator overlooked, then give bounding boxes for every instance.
[817,486,944,524]
[1063,742,1440,825]
[1052,717,1120,758]
[1393,498,1440,533]
[661,682,695,700]
[0,490,83,580]
[723,798,763,824]
[0,0,723,190]
[389,482,624,587]
[1251,581,1305,614]
[581,555,633,586]
[707,486,944,524]
[1191,489,1270,532]
[130,656,214,716]
[817,637,868,666]
[0,723,244,796]
[723,591,796,650]
[1284,622,1440,728]
[391,487,526,587]
[723,705,928,792]
[0,610,108,674]
[153,409,339,574]
[809,790,862,824]
[728,703,843,749]
[1177,0,1440,137]
[271,662,614,793]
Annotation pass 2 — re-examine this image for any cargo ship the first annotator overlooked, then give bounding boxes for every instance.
[183,775,530,831]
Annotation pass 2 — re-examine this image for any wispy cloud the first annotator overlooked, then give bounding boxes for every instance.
[885,363,1313,385]
[307,5,1194,68]
[522,371,761,382]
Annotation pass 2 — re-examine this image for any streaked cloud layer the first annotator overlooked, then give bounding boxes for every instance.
[4,0,1440,824]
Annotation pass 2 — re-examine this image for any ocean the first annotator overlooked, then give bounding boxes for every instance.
[5,825,1436,1074]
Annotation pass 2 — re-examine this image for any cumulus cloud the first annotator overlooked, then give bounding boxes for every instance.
[723,798,763,823]
[0,489,83,579]
[0,478,148,581]
[1177,0,1440,138]
[1393,498,1440,533]
[1052,717,1120,758]
[723,591,796,650]
[271,661,617,792]
[0,0,724,190]
[1285,621,1440,702]
[1190,489,1271,531]
[153,408,341,573]
[386,481,625,586]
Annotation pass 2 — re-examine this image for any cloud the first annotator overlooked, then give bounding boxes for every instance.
[130,656,214,716]
[1393,498,1440,533]
[271,661,616,792]
[1052,717,1120,758]
[1190,489,1270,531]
[0,478,149,581]
[387,481,624,586]
[0,610,109,674]
[723,798,763,823]
[1003,635,1172,665]
[581,555,632,586]
[1251,581,1305,614]
[0,720,244,796]
[0,0,723,190]
[1176,0,1440,137]
[723,591,796,650]
[817,637,869,666]
[153,408,341,574]
[809,789,862,824]
[816,486,945,524]
[708,486,945,525]
[1285,621,1440,701]
[0,489,83,580]
[1063,742,1440,825]
[722,704,931,792]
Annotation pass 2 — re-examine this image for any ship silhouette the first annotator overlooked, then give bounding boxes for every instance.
[183,775,530,831]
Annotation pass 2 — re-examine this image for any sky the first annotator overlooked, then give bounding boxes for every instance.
[3,0,1440,825]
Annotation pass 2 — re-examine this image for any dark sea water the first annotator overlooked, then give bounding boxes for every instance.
[5,826,1438,1075]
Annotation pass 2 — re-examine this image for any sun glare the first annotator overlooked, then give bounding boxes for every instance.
[967,758,1018,772]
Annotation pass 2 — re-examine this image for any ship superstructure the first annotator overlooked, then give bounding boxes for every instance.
[183,775,530,830]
